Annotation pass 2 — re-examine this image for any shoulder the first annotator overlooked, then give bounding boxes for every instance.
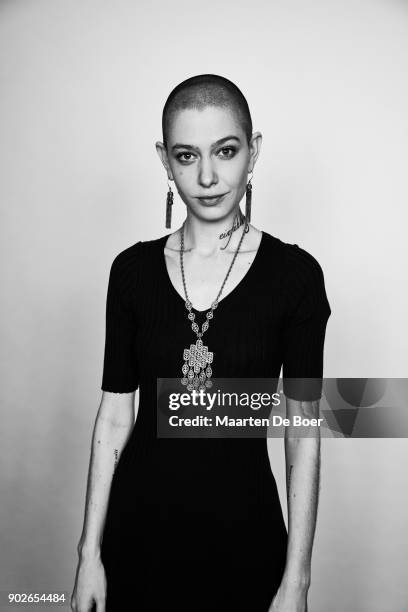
[285,243,330,316]
[111,233,164,264]
[108,235,164,284]
[262,231,326,283]
[262,232,330,312]
[283,242,327,289]
[106,241,146,297]
[261,229,313,261]
[109,240,143,277]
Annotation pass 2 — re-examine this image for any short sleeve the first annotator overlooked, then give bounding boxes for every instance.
[101,243,142,393]
[281,244,331,401]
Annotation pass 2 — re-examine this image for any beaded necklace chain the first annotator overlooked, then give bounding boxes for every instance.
[179,218,248,391]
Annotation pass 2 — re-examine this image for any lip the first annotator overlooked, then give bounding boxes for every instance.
[197,193,228,205]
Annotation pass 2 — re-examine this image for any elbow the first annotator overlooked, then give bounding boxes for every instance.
[97,391,136,429]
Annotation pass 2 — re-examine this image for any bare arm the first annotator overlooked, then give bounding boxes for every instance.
[71,392,136,611]
[269,398,320,611]
[77,390,136,559]
[282,398,321,590]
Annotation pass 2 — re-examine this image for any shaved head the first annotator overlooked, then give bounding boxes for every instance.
[162,74,253,150]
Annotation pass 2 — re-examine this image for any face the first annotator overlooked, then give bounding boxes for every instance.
[156,106,261,221]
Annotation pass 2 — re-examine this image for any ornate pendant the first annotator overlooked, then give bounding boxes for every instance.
[181,338,213,391]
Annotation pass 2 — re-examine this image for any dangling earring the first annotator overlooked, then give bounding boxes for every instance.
[245,172,253,223]
[165,179,174,228]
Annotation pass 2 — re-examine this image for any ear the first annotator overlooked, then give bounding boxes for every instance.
[155,141,174,180]
[247,132,262,173]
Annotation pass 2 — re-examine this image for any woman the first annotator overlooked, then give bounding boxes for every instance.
[71,74,331,612]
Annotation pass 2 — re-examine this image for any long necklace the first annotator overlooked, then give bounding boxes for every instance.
[179,218,248,391]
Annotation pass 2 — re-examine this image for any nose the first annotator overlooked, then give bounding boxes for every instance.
[198,156,218,188]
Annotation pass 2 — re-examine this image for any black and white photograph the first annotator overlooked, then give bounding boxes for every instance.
[1,2,407,611]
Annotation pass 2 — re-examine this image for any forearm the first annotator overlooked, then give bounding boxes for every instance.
[282,410,321,589]
[77,407,133,558]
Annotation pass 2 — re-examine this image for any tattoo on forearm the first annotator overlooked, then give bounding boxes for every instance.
[288,463,294,498]
[114,449,119,471]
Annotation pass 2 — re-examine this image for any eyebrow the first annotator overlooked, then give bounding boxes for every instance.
[171,135,241,152]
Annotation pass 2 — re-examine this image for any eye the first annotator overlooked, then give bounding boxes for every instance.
[175,152,195,163]
[218,146,237,159]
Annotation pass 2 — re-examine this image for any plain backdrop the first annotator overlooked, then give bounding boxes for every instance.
[1,1,407,611]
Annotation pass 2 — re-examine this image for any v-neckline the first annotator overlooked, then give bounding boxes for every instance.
[160,230,265,314]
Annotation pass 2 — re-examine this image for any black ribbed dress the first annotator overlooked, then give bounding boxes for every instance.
[99,230,331,611]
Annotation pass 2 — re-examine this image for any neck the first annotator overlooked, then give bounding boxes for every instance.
[181,208,248,255]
